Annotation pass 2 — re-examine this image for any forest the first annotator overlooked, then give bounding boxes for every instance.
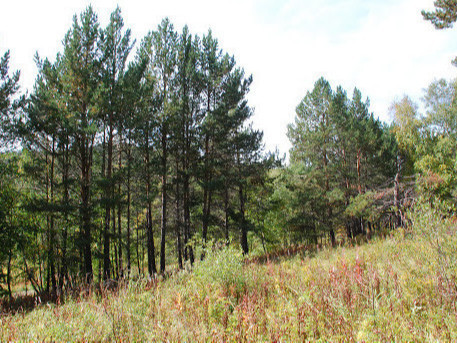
[1,1,457,341]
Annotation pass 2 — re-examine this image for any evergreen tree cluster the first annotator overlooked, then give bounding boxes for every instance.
[277,78,400,245]
[0,7,268,295]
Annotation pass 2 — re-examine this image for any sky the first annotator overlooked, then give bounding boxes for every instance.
[1,0,457,157]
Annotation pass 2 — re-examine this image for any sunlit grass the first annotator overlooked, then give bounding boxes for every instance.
[1,204,457,341]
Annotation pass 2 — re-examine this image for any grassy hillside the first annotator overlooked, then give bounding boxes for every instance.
[1,204,456,342]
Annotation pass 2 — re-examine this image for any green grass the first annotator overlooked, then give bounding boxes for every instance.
[2,205,457,342]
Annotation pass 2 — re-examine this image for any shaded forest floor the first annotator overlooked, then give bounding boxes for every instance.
[1,205,457,342]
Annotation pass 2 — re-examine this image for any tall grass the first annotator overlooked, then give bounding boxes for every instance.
[1,203,457,341]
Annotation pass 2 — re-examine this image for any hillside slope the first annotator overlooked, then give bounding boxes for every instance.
[1,205,456,342]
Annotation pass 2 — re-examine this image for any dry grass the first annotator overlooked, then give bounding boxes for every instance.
[1,204,457,342]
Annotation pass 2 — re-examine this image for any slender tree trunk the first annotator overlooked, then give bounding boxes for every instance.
[7,249,12,300]
[142,218,146,274]
[239,183,248,255]
[79,119,94,282]
[99,128,106,282]
[49,138,57,296]
[37,231,43,291]
[183,172,194,264]
[118,134,123,278]
[113,200,118,279]
[343,148,353,240]
[394,155,402,227]
[181,97,194,265]
[224,186,230,244]
[145,138,157,276]
[357,149,362,195]
[160,125,168,273]
[126,139,132,278]
[136,211,141,276]
[60,142,70,289]
[103,122,113,280]
[82,153,93,281]
[45,150,50,293]
[236,129,248,254]
[45,145,56,294]
[323,143,336,246]
[24,256,41,294]
[176,159,183,269]
[201,134,210,260]
[183,129,194,265]
[367,221,372,240]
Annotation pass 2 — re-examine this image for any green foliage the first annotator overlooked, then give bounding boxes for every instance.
[391,80,457,210]
[0,154,32,296]
[422,0,457,65]
[285,78,397,244]
[0,50,21,143]
[422,0,457,29]
[193,244,246,297]
[0,5,270,290]
[345,191,377,220]
[390,96,421,156]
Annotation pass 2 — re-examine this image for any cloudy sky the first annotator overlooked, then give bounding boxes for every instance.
[1,0,457,156]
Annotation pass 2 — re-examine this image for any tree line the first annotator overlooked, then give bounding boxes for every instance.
[0,7,271,296]
[257,1,457,249]
[1,2,456,298]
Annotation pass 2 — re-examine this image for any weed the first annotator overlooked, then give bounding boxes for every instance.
[2,204,457,341]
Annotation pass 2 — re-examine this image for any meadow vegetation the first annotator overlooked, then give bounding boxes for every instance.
[1,202,456,342]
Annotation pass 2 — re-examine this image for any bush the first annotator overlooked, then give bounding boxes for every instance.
[193,244,246,299]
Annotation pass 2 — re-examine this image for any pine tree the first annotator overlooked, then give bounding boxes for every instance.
[136,34,159,276]
[0,50,24,298]
[99,6,134,280]
[0,50,21,143]
[61,6,102,281]
[288,77,337,245]
[422,1,457,65]
[422,0,457,29]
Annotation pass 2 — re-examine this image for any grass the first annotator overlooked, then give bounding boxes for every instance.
[1,204,457,342]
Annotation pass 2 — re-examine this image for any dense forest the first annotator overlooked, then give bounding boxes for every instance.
[0,1,457,307]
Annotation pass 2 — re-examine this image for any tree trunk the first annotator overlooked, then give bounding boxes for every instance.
[7,249,12,300]
[394,155,402,227]
[45,150,50,293]
[136,211,141,276]
[183,171,194,264]
[239,183,248,254]
[60,142,70,289]
[103,122,113,280]
[113,200,118,279]
[160,125,168,274]
[357,149,362,195]
[145,139,157,276]
[49,138,57,296]
[323,141,336,246]
[118,134,123,278]
[176,159,183,269]
[224,186,230,244]
[80,131,93,282]
[183,101,194,265]
[201,134,211,260]
[83,159,93,281]
[126,140,132,278]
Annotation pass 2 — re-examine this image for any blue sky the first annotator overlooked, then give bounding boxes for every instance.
[1,0,457,156]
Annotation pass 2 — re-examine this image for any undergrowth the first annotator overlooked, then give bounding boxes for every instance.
[1,203,457,342]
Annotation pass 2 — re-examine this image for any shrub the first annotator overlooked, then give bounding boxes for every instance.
[193,244,246,299]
